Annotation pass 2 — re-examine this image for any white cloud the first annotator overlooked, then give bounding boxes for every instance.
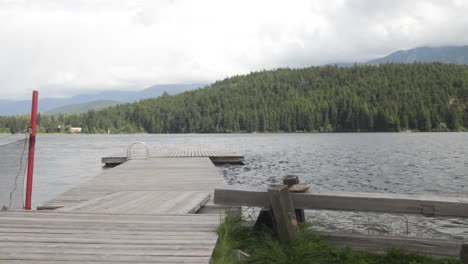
[0,0,468,99]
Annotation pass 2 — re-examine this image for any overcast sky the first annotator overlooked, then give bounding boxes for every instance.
[1,0,468,99]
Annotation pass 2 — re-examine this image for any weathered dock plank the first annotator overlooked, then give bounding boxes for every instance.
[0,211,219,263]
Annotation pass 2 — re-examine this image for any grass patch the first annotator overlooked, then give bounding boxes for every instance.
[212,217,463,264]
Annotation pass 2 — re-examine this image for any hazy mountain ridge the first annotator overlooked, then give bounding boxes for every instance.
[46,100,122,114]
[367,46,468,64]
[326,46,468,67]
[0,83,205,115]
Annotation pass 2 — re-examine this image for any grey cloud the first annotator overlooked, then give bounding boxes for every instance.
[266,0,468,67]
[1,0,468,99]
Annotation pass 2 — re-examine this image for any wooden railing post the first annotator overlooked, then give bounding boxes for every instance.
[461,243,468,264]
[268,185,298,241]
[283,175,305,222]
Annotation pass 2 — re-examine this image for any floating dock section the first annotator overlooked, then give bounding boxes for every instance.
[102,150,244,167]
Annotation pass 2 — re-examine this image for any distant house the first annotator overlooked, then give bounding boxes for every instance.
[45,126,60,133]
[69,127,82,133]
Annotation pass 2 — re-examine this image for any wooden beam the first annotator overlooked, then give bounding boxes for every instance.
[267,185,298,241]
[214,187,269,208]
[292,191,468,218]
[283,175,305,222]
[214,187,468,218]
[324,232,465,261]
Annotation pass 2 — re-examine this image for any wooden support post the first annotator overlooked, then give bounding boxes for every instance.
[461,243,468,264]
[268,185,298,241]
[254,208,276,231]
[283,175,299,187]
[283,175,305,222]
[255,175,305,231]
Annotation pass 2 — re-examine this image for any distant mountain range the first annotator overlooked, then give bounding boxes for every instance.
[46,100,122,114]
[367,46,468,64]
[329,45,468,66]
[0,83,205,115]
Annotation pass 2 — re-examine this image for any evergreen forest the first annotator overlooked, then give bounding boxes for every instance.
[1,63,467,134]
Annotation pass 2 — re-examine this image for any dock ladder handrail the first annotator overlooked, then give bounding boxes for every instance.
[126,141,150,160]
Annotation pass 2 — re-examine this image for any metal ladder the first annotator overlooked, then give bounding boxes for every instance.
[126,141,150,160]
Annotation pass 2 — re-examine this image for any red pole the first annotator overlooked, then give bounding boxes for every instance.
[25,90,38,210]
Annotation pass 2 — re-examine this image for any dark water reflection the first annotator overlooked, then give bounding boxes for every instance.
[28,133,468,239]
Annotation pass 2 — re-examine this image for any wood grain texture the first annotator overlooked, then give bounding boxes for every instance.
[0,211,219,263]
[268,186,298,241]
[214,186,468,218]
[283,176,305,222]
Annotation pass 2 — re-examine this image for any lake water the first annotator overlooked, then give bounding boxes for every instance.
[2,133,467,239]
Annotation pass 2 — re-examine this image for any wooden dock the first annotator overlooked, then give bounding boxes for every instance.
[0,156,233,263]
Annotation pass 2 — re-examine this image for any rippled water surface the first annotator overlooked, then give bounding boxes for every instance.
[6,133,468,239]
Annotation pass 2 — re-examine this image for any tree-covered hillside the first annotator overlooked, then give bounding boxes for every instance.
[1,63,467,133]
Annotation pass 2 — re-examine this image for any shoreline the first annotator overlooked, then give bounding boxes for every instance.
[2,130,467,136]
